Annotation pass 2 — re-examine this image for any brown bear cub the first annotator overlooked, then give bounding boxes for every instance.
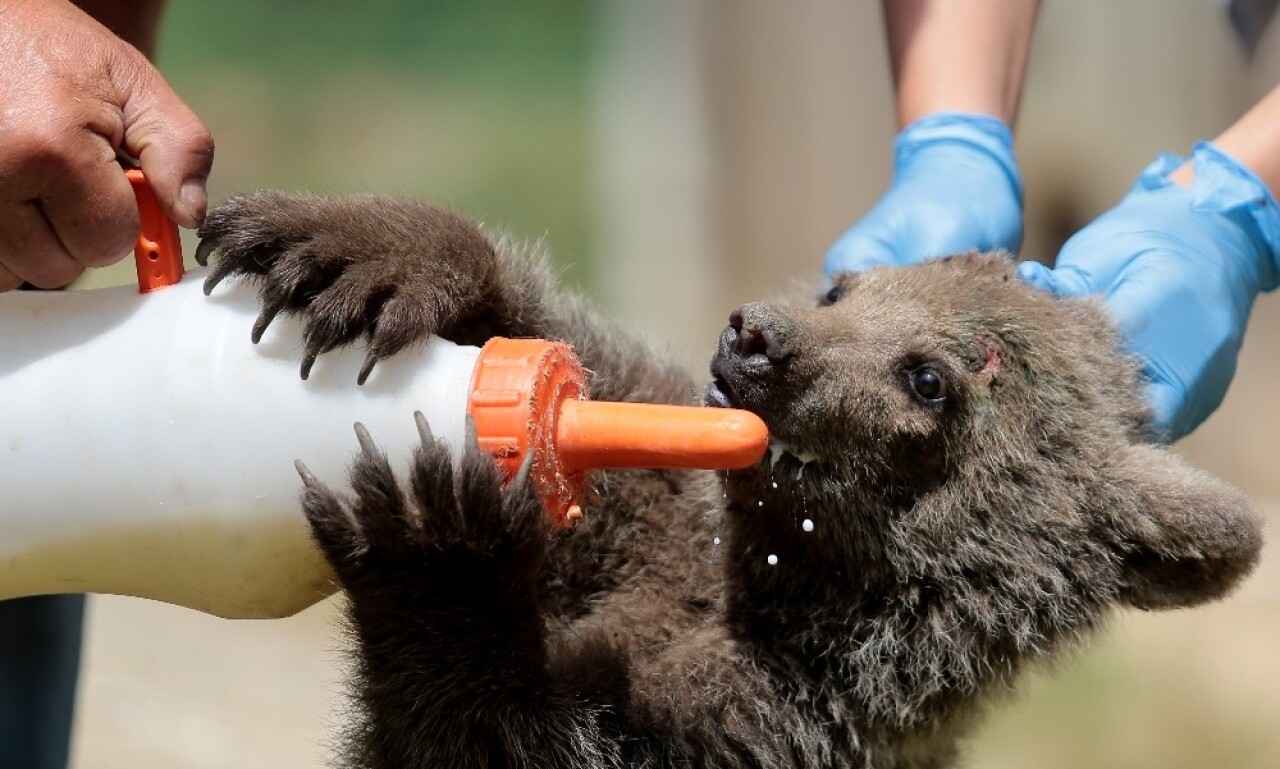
[197,193,1263,769]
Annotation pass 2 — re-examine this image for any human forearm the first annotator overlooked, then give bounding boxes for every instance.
[883,0,1040,127]
[1170,85,1280,196]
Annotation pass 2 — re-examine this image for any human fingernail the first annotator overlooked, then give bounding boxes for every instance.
[177,178,208,227]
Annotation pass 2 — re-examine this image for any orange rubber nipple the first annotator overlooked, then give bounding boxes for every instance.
[468,337,768,527]
[555,400,767,474]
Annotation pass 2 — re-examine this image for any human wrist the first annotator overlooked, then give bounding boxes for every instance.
[885,1,1039,128]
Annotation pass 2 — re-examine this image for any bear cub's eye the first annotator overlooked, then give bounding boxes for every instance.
[820,284,844,307]
[909,367,947,402]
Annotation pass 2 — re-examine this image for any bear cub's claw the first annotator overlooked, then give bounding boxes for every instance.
[297,412,547,601]
[196,192,472,384]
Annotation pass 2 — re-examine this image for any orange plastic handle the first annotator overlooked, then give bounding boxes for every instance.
[126,169,183,292]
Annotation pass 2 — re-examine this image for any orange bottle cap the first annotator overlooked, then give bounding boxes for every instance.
[126,169,183,292]
[468,338,589,526]
[468,338,769,527]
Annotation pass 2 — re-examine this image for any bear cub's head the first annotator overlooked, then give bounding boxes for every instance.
[706,252,1261,718]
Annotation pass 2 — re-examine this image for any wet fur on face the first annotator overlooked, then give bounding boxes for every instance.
[198,196,1263,769]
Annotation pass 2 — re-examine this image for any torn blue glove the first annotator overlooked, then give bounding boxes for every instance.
[1018,142,1280,441]
[824,111,1023,276]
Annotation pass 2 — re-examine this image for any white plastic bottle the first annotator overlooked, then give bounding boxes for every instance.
[0,272,482,618]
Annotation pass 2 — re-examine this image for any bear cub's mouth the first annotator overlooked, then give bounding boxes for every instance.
[703,375,740,409]
[707,339,825,474]
[705,338,766,420]
[705,352,758,413]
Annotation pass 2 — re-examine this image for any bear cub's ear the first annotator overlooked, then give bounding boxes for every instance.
[1101,443,1263,611]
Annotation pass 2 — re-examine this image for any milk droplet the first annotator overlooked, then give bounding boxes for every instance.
[802,519,814,532]
[757,500,764,507]
[713,537,721,546]
[771,481,778,489]
[767,554,778,566]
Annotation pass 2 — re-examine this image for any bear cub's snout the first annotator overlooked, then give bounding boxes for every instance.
[708,302,799,410]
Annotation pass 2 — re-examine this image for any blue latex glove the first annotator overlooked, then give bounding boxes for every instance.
[1018,142,1280,441]
[824,111,1024,276]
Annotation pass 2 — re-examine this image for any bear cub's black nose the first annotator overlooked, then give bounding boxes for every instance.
[727,303,795,364]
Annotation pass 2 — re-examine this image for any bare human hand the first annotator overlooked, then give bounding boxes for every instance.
[0,0,213,290]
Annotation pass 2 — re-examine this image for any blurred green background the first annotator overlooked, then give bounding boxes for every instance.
[72,2,1280,768]
[89,0,596,290]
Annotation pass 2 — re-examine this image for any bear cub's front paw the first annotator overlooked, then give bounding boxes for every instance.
[296,412,549,609]
[197,192,495,383]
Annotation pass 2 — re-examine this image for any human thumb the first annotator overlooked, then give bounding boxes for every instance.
[1016,261,1097,299]
[1144,379,1186,443]
[823,227,900,277]
[118,63,215,229]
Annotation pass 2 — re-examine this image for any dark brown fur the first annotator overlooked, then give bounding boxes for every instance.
[197,192,1263,769]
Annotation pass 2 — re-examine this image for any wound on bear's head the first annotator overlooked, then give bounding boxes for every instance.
[968,333,1002,379]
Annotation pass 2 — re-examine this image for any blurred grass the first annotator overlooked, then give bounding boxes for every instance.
[967,592,1280,769]
[85,0,593,290]
[161,1,590,82]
